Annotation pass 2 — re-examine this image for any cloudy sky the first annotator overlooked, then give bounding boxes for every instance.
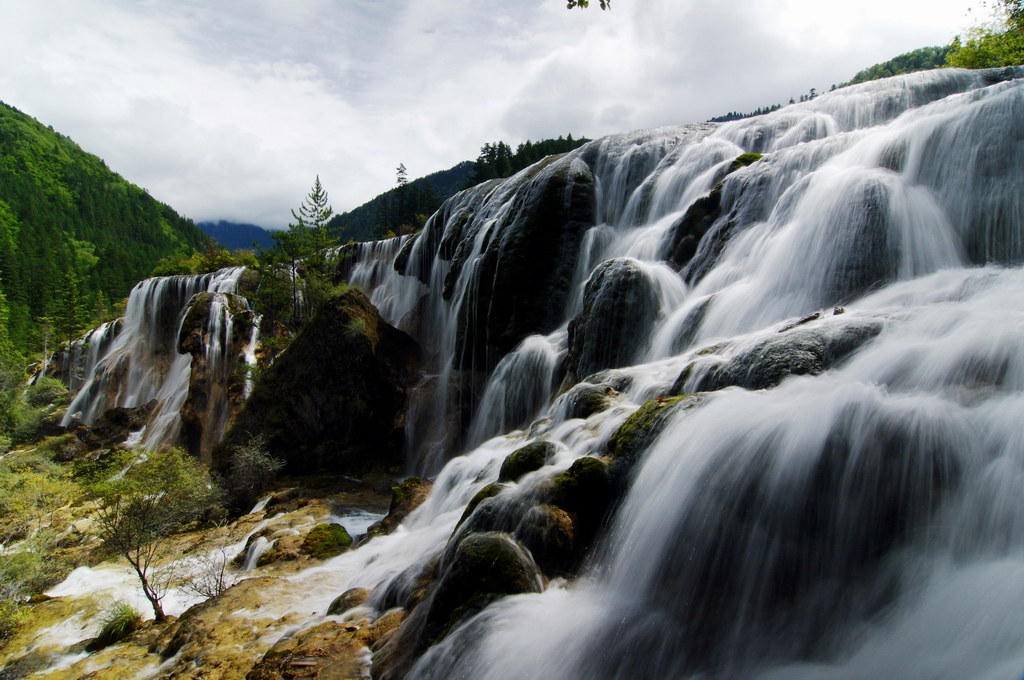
[0,0,981,229]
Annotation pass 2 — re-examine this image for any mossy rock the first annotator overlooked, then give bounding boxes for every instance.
[498,441,555,483]
[423,533,542,647]
[369,476,433,537]
[609,396,695,465]
[562,382,618,420]
[301,523,352,560]
[727,152,763,173]
[454,482,508,531]
[550,456,612,517]
[215,288,420,477]
[327,587,372,616]
[513,504,576,577]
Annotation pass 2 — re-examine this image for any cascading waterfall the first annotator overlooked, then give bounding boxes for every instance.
[61,266,256,452]
[332,67,1024,679]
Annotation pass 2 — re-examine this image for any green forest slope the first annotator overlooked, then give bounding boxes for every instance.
[0,101,208,354]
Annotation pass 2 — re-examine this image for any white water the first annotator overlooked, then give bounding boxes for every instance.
[32,68,1024,678]
[61,267,257,451]
[335,68,1024,678]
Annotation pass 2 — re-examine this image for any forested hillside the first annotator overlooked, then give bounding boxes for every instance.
[0,101,208,354]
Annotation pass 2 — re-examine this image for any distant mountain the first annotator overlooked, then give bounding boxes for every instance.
[0,100,208,353]
[198,220,274,250]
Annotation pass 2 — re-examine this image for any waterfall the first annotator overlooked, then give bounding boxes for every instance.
[62,267,256,452]
[326,67,1024,679]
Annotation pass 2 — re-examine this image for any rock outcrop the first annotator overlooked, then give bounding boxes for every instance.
[216,288,420,476]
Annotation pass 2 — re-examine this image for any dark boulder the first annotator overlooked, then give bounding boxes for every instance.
[561,258,662,391]
[216,288,420,476]
[368,476,433,538]
[674,317,883,394]
[498,440,556,483]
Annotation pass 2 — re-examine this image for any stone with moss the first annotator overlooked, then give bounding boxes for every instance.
[498,441,555,483]
[550,456,612,516]
[453,482,508,532]
[608,396,694,466]
[216,288,420,477]
[327,587,372,616]
[369,476,433,537]
[301,523,353,560]
[425,533,541,645]
[513,504,575,577]
[562,382,619,420]
[727,152,763,173]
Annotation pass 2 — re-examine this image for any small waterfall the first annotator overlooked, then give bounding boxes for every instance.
[62,267,257,452]
[243,536,275,572]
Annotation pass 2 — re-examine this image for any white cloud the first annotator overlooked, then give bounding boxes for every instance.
[0,0,974,228]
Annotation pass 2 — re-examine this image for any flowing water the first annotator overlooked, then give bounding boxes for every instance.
[39,67,1024,678]
[60,266,257,451]
[339,67,1024,679]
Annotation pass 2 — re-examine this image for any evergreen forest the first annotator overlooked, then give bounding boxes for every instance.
[0,102,208,355]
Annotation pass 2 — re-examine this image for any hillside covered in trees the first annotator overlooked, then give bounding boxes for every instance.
[0,102,208,354]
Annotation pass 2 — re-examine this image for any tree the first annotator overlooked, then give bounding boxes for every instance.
[567,0,610,8]
[253,177,341,335]
[396,163,408,186]
[947,0,1024,67]
[92,448,221,621]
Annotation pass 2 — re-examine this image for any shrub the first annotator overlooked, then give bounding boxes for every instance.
[25,377,69,408]
[226,435,285,511]
[87,601,142,651]
[0,597,25,643]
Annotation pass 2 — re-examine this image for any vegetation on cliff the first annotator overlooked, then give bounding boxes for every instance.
[0,101,208,355]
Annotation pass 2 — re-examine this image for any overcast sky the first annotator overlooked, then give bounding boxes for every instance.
[0,0,982,229]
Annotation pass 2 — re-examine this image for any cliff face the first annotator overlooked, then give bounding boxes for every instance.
[215,287,420,476]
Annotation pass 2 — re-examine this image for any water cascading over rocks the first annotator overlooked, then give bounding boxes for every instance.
[37,67,1024,680]
[330,67,1024,679]
[60,267,257,455]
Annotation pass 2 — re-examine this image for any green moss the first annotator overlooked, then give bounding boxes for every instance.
[455,482,508,530]
[728,152,763,173]
[608,397,687,460]
[390,476,425,513]
[551,456,611,514]
[301,523,353,560]
[498,441,555,483]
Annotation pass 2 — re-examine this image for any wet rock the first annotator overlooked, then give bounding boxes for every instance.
[178,290,255,464]
[561,258,662,390]
[498,440,556,483]
[550,456,613,518]
[561,381,619,420]
[373,534,542,679]
[448,158,597,368]
[676,318,883,393]
[217,288,420,477]
[327,588,372,616]
[660,153,761,277]
[607,396,703,486]
[300,523,352,560]
[513,504,576,577]
[368,476,433,537]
